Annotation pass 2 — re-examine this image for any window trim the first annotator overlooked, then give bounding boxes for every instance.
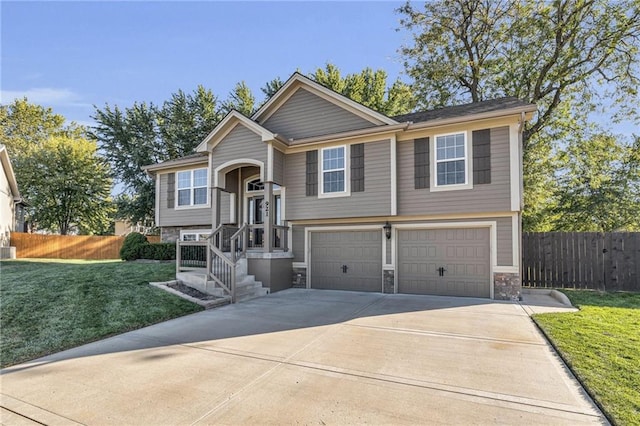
[431,131,473,192]
[319,145,351,198]
[180,229,213,242]
[175,168,210,209]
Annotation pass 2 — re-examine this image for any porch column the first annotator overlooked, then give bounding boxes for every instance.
[263,181,273,253]
[211,187,221,228]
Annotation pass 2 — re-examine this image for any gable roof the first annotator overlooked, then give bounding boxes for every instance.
[0,145,22,201]
[252,72,398,126]
[195,110,286,153]
[394,97,536,125]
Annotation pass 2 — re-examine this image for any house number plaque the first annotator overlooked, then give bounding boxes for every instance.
[264,201,269,217]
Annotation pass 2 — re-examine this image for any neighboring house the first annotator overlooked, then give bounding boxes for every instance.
[114,219,156,236]
[0,145,24,257]
[143,73,536,300]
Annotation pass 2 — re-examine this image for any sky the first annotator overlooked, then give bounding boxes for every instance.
[1,1,410,127]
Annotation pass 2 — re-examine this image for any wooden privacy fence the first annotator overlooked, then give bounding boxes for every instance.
[10,232,160,260]
[522,232,640,291]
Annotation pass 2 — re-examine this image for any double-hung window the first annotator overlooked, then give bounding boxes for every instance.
[435,133,467,186]
[177,168,208,207]
[321,146,346,194]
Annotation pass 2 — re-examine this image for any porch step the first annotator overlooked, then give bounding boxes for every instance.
[177,262,269,303]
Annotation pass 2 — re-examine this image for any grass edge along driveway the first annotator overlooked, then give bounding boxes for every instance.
[0,259,202,368]
[533,290,640,426]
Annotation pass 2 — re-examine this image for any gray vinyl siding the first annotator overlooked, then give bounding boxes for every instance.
[220,191,232,225]
[272,148,285,184]
[496,216,513,266]
[285,140,391,220]
[292,225,305,263]
[211,125,267,172]
[398,127,511,215]
[261,88,376,141]
[157,172,212,227]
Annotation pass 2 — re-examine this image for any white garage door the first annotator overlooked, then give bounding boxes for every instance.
[310,230,382,292]
[397,228,490,298]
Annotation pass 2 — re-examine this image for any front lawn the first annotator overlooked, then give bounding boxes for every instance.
[0,260,202,368]
[533,290,640,425]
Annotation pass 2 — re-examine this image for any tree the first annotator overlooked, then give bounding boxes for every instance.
[91,86,223,222]
[221,81,256,116]
[19,136,114,235]
[261,77,285,98]
[398,0,640,230]
[554,132,640,231]
[311,64,417,116]
[0,98,66,155]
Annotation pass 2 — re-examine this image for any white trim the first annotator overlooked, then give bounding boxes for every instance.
[179,229,213,242]
[512,213,520,268]
[154,173,160,225]
[304,224,384,290]
[394,221,497,299]
[175,168,210,209]
[494,266,519,273]
[509,123,521,211]
[214,159,264,189]
[267,142,274,182]
[196,111,276,152]
[390,135,397,216]
[431,131,473,192]
[252,73,397,126]
[318,145,351,198]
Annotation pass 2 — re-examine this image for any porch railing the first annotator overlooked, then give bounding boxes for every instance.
[245,224,289,251]
[176,240,207,271]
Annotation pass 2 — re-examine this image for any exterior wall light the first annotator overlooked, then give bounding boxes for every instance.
[383,221,392,240]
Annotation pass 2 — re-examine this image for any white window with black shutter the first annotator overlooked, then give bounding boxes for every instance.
[306,144,363,199]
[431,131,473,191]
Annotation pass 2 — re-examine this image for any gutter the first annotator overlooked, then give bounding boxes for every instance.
[405,105,537,132]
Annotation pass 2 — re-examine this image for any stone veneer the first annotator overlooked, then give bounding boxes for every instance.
[493,272,521,301]
[383,270,395,294]
[292,267,307,288]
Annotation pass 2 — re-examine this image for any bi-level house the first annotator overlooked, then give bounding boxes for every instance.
[143,73,536,302]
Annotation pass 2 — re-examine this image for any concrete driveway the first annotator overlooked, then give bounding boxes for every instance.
[1,289,605,425]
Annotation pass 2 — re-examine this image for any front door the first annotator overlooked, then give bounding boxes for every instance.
[248,195,264,248]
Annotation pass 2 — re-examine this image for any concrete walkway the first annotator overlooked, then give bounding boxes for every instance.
[1,289,605,425]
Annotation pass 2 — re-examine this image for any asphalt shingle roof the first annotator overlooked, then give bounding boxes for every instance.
[393,97,534,124]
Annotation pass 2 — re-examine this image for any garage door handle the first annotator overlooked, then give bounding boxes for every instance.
[341,265,348,273]
[437,266,447,276]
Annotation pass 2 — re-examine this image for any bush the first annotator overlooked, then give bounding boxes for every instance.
[120,232,148,261]
[140,243,176,261]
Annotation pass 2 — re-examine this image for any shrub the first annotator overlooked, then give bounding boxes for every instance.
[120,232,148,261]
[140,243,176,261]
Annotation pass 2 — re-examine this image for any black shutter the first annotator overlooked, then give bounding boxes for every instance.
[473,129,491,184]
[306,150,318,196]
[167,173,175,208]
[414,137,430,189]
[350,143,365,192]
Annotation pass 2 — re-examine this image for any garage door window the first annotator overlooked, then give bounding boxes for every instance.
[435,133,467,187]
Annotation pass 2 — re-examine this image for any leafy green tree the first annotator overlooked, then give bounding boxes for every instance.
[91,86,223,222]
[398,0,640,230]
[221,81,256,116]
[311,64,417,116]
[20,136,114,235]
[554,132,640,231]
[0,98,66,155]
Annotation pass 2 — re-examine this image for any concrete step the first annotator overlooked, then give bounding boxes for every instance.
[235,287,269,302]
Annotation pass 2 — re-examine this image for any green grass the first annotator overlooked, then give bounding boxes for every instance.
[533,290,640,425]
[0,259,202,368]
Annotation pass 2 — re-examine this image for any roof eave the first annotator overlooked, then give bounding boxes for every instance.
[406,105,537,131]
[141,155,209,174]
[287,122,410,146]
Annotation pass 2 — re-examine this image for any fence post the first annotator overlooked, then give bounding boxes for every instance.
[176,240,181,273]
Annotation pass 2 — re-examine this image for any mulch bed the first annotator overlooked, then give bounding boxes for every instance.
[166,282,220,300]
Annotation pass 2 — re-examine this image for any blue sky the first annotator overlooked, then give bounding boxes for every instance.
[1,1,409,127]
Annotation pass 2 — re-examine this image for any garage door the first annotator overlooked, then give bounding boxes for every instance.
[311,230,382,292]
[398,228,490,298]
